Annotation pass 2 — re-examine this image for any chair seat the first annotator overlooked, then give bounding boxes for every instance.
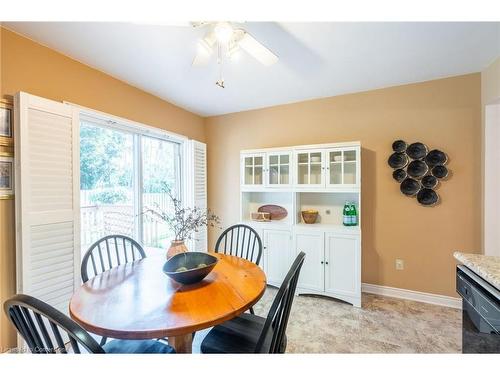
[201,313,286,354]
[103,339,175,354]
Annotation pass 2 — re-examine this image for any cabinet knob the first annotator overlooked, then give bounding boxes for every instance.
[321,261,324,264]
[325,261,329,265]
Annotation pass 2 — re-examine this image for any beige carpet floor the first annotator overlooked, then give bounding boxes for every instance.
[193,287,462,353]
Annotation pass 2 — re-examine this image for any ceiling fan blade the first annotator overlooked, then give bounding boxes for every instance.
[237,32,278,66]
[192,31,216,67]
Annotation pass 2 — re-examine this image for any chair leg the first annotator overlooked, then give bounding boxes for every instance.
[100,336,107,346]
[249,307,255,315]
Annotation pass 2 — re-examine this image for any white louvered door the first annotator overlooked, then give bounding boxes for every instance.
[186,140,207,252]
[15,92,80,314]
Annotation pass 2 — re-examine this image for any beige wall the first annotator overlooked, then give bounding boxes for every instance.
[0,27,205,351]
[206,74,482,298]
[482,57,500,106]
[481,57,500,254]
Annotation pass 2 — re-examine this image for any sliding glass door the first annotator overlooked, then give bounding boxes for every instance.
[141,136,180,250]
[80,118,181,255]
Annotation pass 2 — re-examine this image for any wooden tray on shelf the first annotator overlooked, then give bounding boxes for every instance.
[257,205,288,220]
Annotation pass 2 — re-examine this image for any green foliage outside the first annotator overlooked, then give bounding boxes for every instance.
[89,188,129,205]
[80,122,178,206]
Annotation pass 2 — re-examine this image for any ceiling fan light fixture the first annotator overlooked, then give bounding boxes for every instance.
[214,22,233,44]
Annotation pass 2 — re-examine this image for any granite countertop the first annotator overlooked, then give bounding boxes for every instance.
[454,252,500,290]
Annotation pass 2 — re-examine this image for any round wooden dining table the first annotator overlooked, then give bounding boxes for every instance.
[69,252,266,353]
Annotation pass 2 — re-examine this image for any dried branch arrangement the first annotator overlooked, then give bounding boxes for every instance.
[144,187,220,242]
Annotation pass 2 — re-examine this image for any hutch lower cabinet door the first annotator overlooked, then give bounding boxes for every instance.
[294,231,325,292]
[324,233,361,306]
[263,229,293,287]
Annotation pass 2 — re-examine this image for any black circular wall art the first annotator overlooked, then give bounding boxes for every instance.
[417,188,439,206]
[425,149,447,167]
[432,165,449,179]
[421,175,438,189]
[406,142,428,160]
[400,178,420,196]
[392,140,408,153]
[392,169,407,182]
[387,140,450,206]
[407,160,428,179]
[388,152,409,169]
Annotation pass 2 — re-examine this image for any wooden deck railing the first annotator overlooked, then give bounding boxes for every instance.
[80,192,173,250]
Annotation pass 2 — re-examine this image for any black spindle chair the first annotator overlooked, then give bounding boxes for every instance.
[215,224,263,265]
[215,224,263,314]
[3,294,175,354]
[200,251,306,354]
[80,234,146,345]
[81,235,146,283]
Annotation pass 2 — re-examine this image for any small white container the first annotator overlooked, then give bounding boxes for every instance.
[333,155,343,162]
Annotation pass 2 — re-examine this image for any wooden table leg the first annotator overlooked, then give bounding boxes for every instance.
[168,334,193,353]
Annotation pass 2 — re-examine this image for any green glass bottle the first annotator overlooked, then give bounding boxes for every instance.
[350,202,358,226]
[343,201,351,226]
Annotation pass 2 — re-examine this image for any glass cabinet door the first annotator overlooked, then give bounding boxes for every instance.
[267,153,291,186]
[243,154,264,186]
[296,150,324,186]
[327,148,359,187]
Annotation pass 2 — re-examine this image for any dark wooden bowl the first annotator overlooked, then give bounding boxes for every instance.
[163,252,218,285]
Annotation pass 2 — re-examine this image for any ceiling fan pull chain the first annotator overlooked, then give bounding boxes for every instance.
[216,42,225,88]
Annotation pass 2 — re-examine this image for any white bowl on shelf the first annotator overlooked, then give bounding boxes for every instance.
[311,156,321,162]
[333,155,343,162]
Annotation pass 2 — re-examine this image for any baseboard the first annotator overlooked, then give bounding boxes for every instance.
[362,283,462,309]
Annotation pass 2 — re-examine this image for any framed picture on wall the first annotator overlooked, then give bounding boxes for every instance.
[0,99,14,147]
[0,152,14,199]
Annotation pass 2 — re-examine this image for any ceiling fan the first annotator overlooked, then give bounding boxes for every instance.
[190,22,279,88]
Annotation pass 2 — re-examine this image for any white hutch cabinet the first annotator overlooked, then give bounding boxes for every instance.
[240,142,362,307]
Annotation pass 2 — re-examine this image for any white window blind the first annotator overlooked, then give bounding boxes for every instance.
[185,140,207,252]
[14,92,80,313]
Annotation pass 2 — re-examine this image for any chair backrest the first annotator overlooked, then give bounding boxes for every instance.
[214,224,263,265]
[81,234,146,282]
[255,251,306,353]
[3,294,104,354]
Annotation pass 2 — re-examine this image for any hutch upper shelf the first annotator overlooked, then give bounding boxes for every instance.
[241,142,360,191]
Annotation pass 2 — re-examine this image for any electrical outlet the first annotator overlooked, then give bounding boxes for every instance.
[395,259,404,270]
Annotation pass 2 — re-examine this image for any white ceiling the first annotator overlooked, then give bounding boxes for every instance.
[4,22,500,116]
